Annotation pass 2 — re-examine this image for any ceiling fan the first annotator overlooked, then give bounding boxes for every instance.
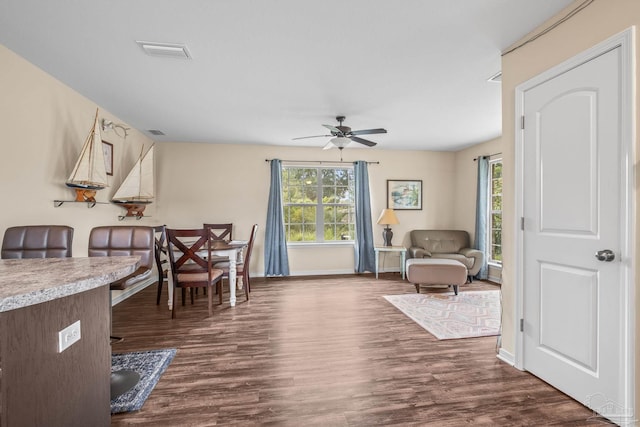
[293,116,387,150]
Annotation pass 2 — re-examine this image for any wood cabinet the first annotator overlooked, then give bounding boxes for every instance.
[0,257,138,427]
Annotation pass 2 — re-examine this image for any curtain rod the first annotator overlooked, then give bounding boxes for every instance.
[473,152,502,161]
[265,159,380,165]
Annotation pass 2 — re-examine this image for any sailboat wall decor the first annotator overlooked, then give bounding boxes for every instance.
[112,145,154,219]
[66,109,109,202]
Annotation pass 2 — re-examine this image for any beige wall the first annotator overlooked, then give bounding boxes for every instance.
[454,137,503,283]
[0,44,155,256]
[1,41,468,277]
[156,142,458,276]
[500,0,639,413]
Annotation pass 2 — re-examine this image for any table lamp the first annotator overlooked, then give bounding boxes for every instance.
[377,208,399,246]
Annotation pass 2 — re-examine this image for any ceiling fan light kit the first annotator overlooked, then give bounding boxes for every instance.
[294,116,387,151]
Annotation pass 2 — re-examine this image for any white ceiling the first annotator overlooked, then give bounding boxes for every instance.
[0,0,574,151]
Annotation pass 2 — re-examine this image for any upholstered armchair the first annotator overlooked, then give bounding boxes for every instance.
[408,230,484,280]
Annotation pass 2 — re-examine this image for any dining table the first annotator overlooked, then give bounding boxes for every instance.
[166,240,248,309]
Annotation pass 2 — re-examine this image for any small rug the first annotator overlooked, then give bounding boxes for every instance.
[111,348,177,414]
[383,290,501,340]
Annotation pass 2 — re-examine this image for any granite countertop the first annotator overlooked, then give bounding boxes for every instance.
[0,256,139,312]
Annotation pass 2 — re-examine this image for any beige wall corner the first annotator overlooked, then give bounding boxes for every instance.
[500,0,639,415]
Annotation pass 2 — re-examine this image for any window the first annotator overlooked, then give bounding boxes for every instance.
[282,165,355,243]
[489,159,502,264]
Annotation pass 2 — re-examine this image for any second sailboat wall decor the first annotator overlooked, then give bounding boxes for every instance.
[66,109,109,202]
[112,145,154,219]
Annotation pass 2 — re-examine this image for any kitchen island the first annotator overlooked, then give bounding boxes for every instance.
[0,256,139,427]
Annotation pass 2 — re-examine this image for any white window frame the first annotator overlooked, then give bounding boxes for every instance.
[282,165,355,244]
[488,158,502,265]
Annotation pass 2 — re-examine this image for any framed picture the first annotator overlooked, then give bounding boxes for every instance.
[387,179,422,210]
[102,141,113,176]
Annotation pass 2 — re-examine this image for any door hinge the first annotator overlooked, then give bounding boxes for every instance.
[521,116,525,130]
[521,217,525,230]
[520,318,524,332]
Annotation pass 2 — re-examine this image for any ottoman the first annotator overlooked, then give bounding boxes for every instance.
[406,258,468,295]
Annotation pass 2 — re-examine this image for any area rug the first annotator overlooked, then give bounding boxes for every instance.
[111,348,177,414]
[383,291,501,340]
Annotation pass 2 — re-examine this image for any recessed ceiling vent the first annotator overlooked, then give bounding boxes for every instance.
[488,71,502,83]
[136,41,191,59]
[147,129,166,136]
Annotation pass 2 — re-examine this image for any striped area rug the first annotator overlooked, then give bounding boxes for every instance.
[384,290,501,340]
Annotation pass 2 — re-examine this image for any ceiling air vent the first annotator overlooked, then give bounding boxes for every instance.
[488,71,502,83]
[136,41,191,59]
[147,129,165,136]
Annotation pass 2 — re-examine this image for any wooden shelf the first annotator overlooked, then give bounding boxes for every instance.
[53,200,109,208]
[117,214,151,221]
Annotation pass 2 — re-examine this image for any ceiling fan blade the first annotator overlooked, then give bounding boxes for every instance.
[292,134,332,140]
[350,136,377,147]
[323,141,334,150]
[322,124,342,134]
[349,128,387,136]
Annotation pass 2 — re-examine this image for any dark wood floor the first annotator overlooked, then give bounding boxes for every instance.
[110,274,601,426]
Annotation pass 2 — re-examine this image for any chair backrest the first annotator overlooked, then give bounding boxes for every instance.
[166,228,212,287]
[153,225,168,279]
[243,224,259,269]
[1,225,74,259]
[409,229,471,254]
[88,226,155,289]
[88,226,155,268]
[203,223,233,242]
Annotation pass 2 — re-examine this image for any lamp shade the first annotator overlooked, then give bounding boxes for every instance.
[377,208,399,225]
[330,137,351,148]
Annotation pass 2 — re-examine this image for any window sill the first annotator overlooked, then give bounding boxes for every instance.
[488,262,503,269]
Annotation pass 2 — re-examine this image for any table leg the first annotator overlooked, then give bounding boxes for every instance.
[228,250,237,307]
[375,250,379,279]
[167,273,173,310]
[401,251,406,280]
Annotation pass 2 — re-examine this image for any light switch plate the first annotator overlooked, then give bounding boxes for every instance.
[58,320,81,353]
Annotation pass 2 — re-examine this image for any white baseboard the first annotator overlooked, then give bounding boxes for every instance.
[111,276,156,306]
[488,274,502,284]
[497,348,515,366]
[287,269,356,276]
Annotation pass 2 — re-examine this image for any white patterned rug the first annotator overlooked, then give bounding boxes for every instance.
[384,290,501,340]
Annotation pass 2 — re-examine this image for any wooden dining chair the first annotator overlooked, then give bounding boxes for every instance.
[213,223,258,301]
[203,223,233,241]
[166,228,224,318]
[203,222,233,266]
[153,225,169,305]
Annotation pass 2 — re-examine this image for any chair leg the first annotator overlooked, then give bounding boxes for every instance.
[171,287,177,319]
[207,285,213,317]
[156,278,163,305]
[182,288,186,306]
[244,273,250,301]
[190,287,195,305]
[219,279,224,304]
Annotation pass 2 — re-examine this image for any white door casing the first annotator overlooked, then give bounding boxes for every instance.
[514,28,635,423]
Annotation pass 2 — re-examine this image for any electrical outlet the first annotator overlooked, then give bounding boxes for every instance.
[58,320,81,353]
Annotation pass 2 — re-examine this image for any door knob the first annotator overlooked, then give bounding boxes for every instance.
[595,249,615,262]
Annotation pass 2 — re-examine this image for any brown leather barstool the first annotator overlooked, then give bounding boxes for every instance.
[88,225,155,400]
[1,225,73,259]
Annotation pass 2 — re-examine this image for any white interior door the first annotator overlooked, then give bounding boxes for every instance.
[520,34,633,423]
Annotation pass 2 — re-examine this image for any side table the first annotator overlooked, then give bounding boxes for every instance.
[374,246,407,280]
